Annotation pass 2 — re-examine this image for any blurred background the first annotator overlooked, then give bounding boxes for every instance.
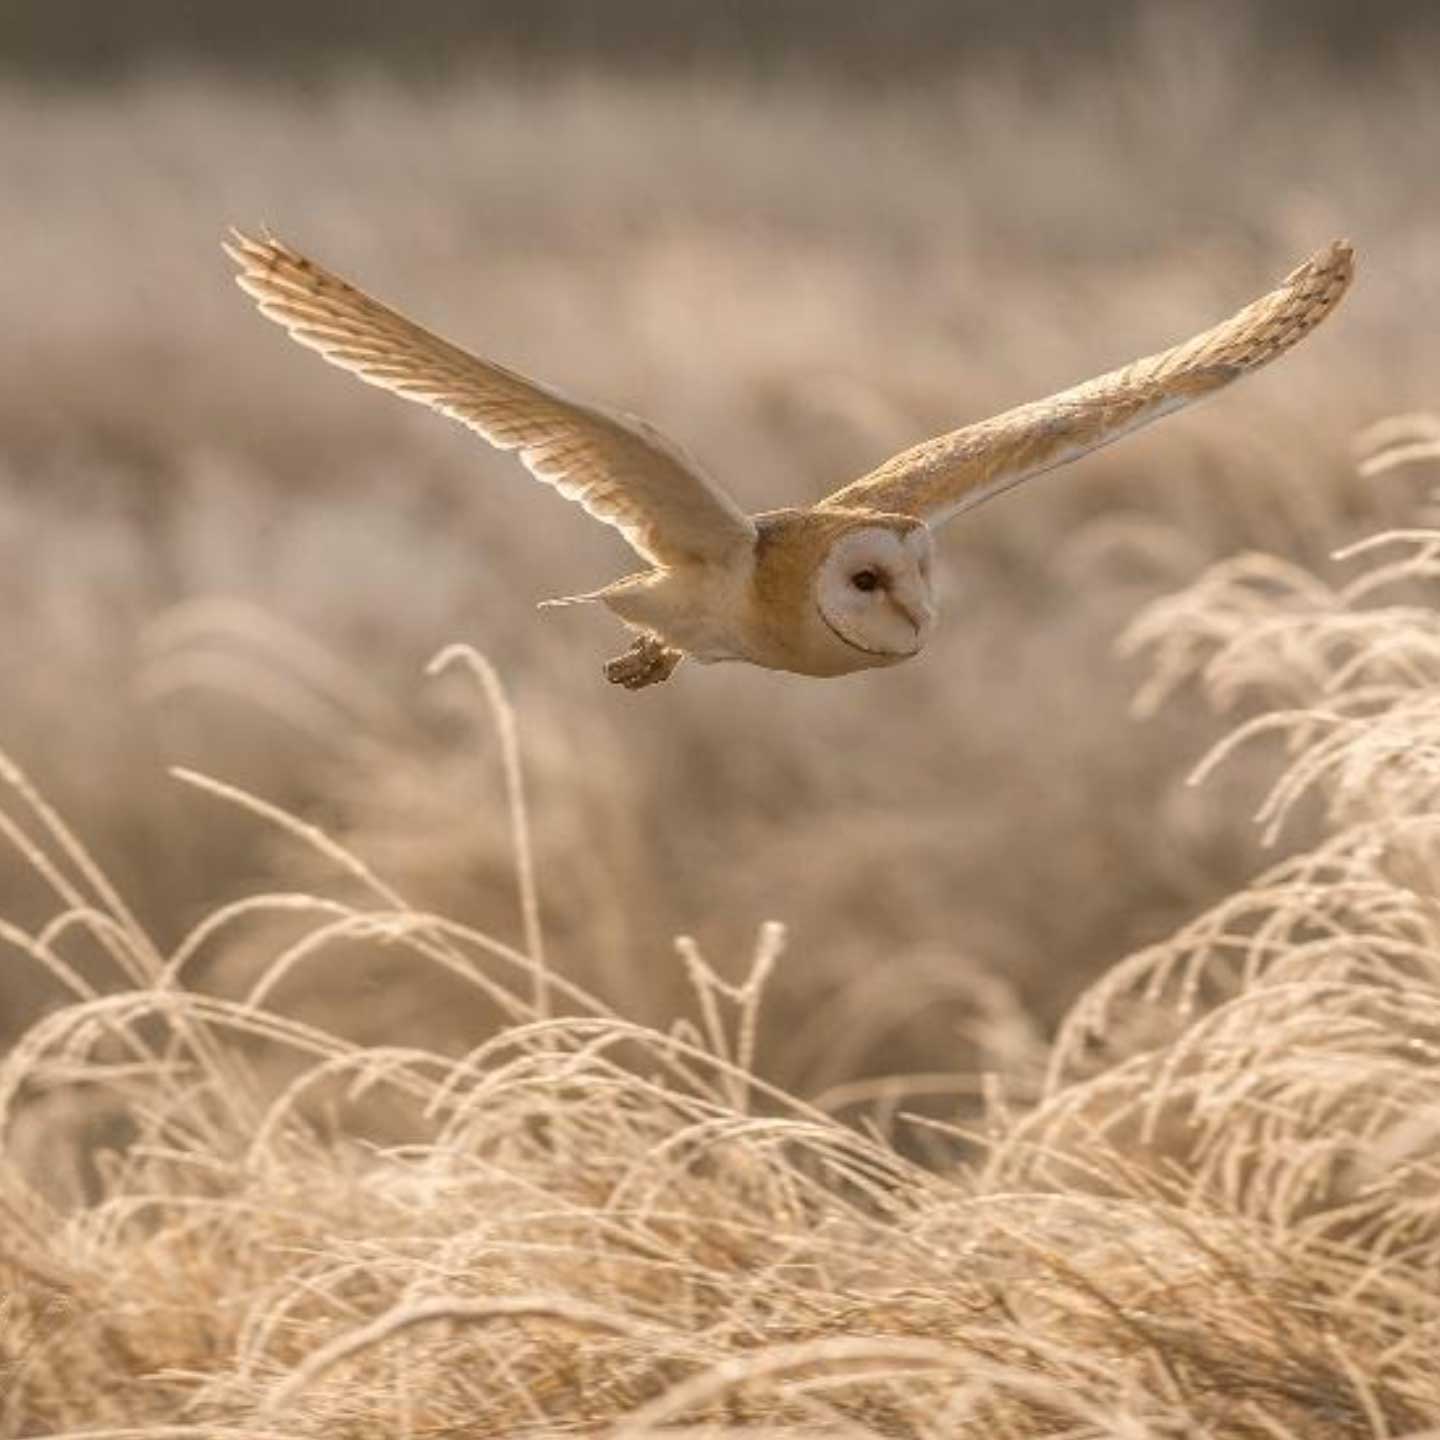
[2,0,1437,1103]
[2,0,1436,77]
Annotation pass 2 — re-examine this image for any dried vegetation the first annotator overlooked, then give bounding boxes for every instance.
[5,21,1440,1433]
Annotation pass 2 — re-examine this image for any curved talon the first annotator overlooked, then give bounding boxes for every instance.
[604,636,683,690]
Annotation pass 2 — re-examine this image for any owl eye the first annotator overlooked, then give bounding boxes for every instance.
[850,568,881,593]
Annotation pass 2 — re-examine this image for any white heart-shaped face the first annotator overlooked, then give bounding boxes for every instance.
[815,524,937,660]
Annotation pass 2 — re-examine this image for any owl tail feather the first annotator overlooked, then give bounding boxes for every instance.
[536,590,607,610]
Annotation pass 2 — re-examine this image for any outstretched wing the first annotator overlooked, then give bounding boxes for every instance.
[225,231,755,568]
[821,240,1355,528]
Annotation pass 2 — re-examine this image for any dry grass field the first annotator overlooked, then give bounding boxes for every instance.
[3,19,1440,1431]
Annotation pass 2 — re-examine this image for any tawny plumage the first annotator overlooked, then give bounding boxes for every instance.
[225,231,1354,688]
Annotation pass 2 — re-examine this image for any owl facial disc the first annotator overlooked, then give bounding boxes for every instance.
[815,524,936,660]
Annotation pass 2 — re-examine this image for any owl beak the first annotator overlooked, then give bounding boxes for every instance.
[890,595,935,652]
[896,596,935,635]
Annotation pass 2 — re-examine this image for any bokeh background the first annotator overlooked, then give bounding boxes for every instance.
[3,0,1438,1101]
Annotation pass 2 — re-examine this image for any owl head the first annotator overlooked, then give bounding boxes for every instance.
[752,508,937,674]
[813,516,937,665]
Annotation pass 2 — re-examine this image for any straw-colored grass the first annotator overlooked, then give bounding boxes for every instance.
[6,24,1440,1430]
[4,494,1440,1433]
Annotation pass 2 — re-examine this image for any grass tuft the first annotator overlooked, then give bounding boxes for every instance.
[4,499,1440,1431]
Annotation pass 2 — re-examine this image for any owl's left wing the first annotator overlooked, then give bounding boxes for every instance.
[820,239,1354,528]
[224,231,756,569]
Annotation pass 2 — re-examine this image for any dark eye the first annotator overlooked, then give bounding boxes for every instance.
[851,569,880,593]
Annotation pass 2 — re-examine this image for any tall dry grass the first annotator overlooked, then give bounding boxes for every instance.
[4,478,1440,1431]
[5,32,1440,1426]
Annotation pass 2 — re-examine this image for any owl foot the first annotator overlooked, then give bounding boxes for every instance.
[604,636,684,690]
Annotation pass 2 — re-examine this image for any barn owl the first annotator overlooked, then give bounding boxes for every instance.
[226,233,1353,689]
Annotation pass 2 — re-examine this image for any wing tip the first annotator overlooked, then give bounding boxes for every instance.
[1269,236,1356,349]
[221,224,300,283]
[1287,236,1356,301]
[1319,236,1356,271]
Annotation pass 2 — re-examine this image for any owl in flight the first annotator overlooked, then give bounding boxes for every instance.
[226,233,1353,689]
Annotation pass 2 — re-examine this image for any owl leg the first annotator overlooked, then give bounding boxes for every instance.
[603,635,684,690]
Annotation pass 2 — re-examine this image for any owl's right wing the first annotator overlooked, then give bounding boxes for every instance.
[820,240,1354,528]
[225,232,756,569]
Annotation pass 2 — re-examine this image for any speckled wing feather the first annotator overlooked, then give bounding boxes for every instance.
[224,232,755,568]
[822,240,1354,527]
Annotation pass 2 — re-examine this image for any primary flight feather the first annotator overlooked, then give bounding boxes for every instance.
[225,231,1354,689]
